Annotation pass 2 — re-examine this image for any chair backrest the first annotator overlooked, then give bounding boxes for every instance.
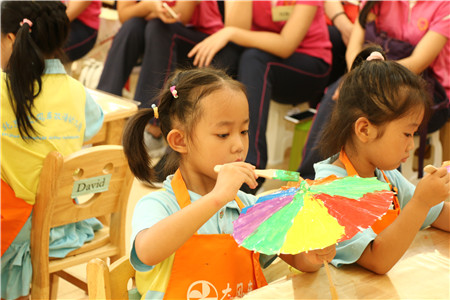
[30,145,134,297]
[87,256,137,299]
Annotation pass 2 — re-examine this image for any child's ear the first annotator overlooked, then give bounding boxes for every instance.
[354,117,377,143]
[166,129,187,154]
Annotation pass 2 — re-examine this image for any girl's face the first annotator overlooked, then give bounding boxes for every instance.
[366,108,424,172]
[184,87,250,181]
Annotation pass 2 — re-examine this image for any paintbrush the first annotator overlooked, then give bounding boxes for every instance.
[214,165,301,182]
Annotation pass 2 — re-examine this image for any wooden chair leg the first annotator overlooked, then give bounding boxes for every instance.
[55,270,88,294]
[49,273,59,300]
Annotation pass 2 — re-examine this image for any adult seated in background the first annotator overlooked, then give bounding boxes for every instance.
[324,1,358,85]
[97,0,241,156]
[63,0,102,62]
[297,0,450,180]
[188,1,332,194]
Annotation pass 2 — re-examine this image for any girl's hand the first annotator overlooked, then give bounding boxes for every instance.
[150,1,180,23]
[303,244,336,266]
[211,162,257,205]
[414,166,450,209]
[187,27,233,68]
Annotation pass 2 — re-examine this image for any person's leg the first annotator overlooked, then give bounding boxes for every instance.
[97,18,146,96]
[133,19,178,107]
[327,25,347,85]
[297,78,341,179]
[64,19,98,61]
[239,49,330,171]
[134,20,242,107]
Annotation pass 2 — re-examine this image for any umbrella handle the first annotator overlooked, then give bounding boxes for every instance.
[323,261,339,300]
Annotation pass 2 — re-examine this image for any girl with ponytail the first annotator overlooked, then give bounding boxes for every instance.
[1,2,104,299]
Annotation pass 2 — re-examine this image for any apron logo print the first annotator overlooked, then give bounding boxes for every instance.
[236,283,243,298]
[187,280,232,300]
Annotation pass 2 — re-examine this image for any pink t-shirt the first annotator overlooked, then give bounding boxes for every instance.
[362,0,450,99]
[189,1,224,35]
[251,0,332,64]
[76,1,101,30]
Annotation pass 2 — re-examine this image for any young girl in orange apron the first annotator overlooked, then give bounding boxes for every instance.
[124,68,337,299]
[162,170,267,299]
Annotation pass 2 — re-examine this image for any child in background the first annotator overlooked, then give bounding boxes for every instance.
[1,2,104,299]
[315,54,449,274]
[122,68,336,299]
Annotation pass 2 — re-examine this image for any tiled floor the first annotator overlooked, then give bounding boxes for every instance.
[57,153,294,299]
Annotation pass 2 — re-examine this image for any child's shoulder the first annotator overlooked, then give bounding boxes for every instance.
[314,154,347,179]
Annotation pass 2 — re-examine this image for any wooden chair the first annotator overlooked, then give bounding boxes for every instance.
[30,145,134,299]
[87,256,137,299]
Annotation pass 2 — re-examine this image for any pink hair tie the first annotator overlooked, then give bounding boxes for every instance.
[366,51,384,61]
[170,85,178,99]
[20,18,33,32]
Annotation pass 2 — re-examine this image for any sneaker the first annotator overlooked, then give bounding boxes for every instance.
[144,131,167,158]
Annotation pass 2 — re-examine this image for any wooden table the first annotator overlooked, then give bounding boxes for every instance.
[84,89,138,146]
[244,228,449,299]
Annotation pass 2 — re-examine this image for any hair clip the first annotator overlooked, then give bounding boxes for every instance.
[151,104,159,119]
[20,18,33,32]
[366,51,384,61]
[170,85,178,99]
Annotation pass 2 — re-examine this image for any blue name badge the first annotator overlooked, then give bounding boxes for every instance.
[71,174,112,198]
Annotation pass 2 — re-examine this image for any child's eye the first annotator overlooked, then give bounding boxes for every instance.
[241,130,249,135]
[404,133,413,138]
[217,133,229,138]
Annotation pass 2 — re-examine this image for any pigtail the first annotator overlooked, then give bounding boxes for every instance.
[122,108,158,186]
[5,18,44,139]
[2,1,70,140]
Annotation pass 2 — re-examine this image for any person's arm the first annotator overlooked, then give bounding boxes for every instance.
[324,1,354,45]
[397,31,448,74]
[65,0,92,22]
[224,0,252,29]
[171,1,199,25]
[346,10,448,74]
[345,17,365,70]
[188,4,317,67]
[134,162,258,266]
[356,167,450,274]
[117,1,157,23]
[431,201,450,232]
[117,1,198,25]
[279,245,336,273]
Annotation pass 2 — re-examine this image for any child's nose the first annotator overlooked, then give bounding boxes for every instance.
[407,137,415,152]
[231,136,244,153]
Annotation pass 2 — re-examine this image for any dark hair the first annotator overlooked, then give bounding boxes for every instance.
[358,1,378,28]
[319,59,431,158]
[350,44,386,70]
[1,1,70,139]
[122,67,246,186]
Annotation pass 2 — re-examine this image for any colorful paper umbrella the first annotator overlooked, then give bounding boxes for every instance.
[233,175,394,255]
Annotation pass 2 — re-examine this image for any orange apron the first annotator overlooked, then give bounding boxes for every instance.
[339,151,400,234]
[1,179,33,256]
[163,170,267,299]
